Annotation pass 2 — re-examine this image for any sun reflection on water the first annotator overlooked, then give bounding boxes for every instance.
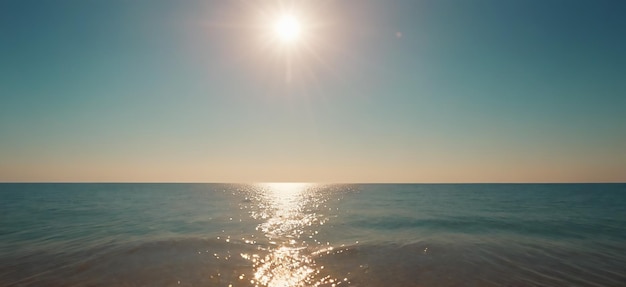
[241,183,337,287]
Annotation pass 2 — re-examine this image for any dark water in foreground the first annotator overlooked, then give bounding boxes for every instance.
[1,183,625,287]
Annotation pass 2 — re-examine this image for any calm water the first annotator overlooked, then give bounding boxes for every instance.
[1,183,625,286]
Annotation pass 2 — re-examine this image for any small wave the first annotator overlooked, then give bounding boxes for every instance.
[349,215,626,240]
[3,237,626,286]
[1,237,258,286]
[314,240,626,287]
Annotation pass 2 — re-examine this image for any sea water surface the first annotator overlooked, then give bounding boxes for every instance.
[1,183,625,286]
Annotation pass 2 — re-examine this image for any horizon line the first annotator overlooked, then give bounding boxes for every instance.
[1,181,624,184]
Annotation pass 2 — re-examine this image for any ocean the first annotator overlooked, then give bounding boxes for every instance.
[1,183,625,286]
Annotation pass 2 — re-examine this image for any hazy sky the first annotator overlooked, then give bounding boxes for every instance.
[1,0,625,182]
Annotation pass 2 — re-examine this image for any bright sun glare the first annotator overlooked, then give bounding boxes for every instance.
[256,3,326,82]
[274,14,302,44]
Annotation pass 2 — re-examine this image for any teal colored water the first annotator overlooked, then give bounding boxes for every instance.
[1,183,625,286]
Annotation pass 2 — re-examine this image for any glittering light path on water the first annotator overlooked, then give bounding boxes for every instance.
[241,183,342,287]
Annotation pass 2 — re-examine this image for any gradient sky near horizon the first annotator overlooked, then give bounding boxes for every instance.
[1,0,625,183]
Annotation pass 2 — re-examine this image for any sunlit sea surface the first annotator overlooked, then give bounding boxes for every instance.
[1,183,625,287]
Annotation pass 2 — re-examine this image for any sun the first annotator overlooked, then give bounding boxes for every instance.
[273,14,302,45]
[252,3,330,82]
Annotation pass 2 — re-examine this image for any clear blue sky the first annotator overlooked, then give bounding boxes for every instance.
[1,0,624,182]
